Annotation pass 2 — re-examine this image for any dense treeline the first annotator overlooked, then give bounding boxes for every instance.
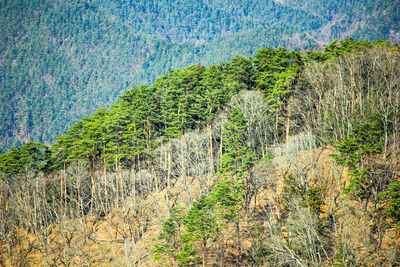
[1,0,400,154]
[0,39,399,265]
[32,46,304,174]
[1,38,382,177]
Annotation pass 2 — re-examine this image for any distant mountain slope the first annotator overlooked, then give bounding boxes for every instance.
[281,0,400,43]
[0,0,399,153]
[0,0,194,150]
[97,0,323,43]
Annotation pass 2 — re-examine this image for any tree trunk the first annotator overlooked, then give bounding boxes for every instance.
[166,142,172,215]
[89,155,96,212]
[286,103,291,143]
[209,124,214,175]
[219,124,223,168]
[395,228,400,254]
[275,107,279,142]
[236,219,241,264]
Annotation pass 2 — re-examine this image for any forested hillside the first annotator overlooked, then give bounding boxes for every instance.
[1,0,399,153]
[0,39,399,266]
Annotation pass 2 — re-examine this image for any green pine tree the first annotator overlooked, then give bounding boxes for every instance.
[331,119,384,208]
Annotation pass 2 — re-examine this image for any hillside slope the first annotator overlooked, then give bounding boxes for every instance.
[0,41,399,266]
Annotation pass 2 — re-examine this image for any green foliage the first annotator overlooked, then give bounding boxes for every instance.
[220,108,255,174]
[306,186,326,215]
[201,64,227,124]
[282,174,325,214]
[153,197,218,265]
[254,47,303,95]
[379,182,400,224]
[154,183,245,265]
[175,233,197,266]
[223,56,255,95]
[306,38,396,62]
[184,196,218,242]
[0,142,50,178]
[282,174,307,202]
[306,38,371,61]
[252,47,304,141]
[152,205,185,261]
[331,119,384,202]
[211,177,244,221]
[331,119,383,168]
[217,108,256,217]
